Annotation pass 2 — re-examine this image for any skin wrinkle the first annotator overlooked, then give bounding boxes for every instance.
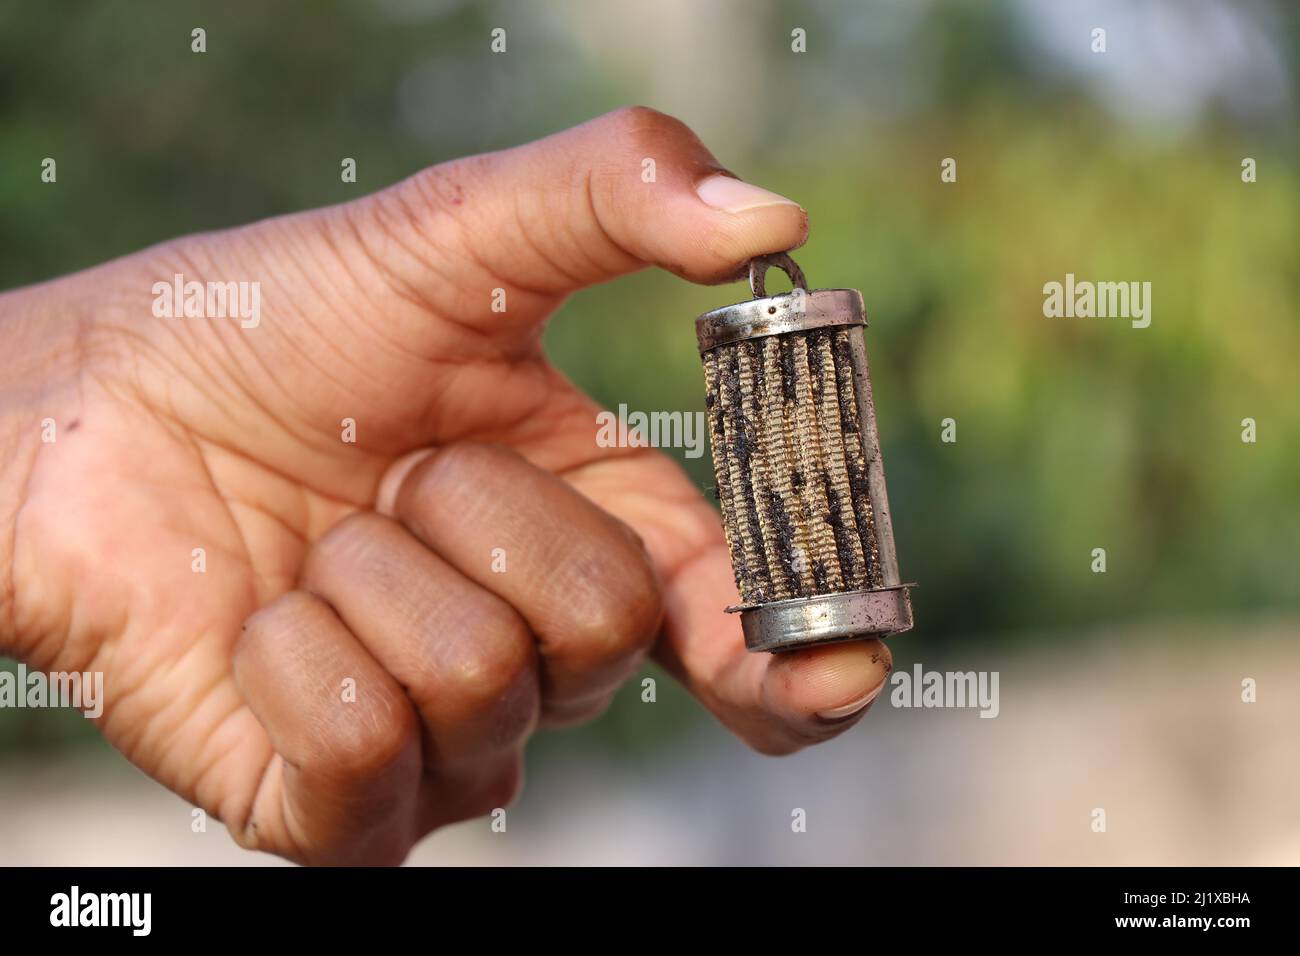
[433,362,579,465]
[268,768,310,862]
[338,198,416,301]
[322,207,458,368]
[364,179,486,322]
[344,183,552,372]
[400,359,512,448]
[512,187,590,293]
[125,368,369,525]
[255,221,386,386]
[194,436,316,543]
[186,694,260,798]
[91,257,226,423]
[0,416,39,653]
[551,163,619,287]
[344,231,481,364]
[184,426,254,562]
[94,630,193,773]
[222,494,311,556]
[459,221,568,313]
[225,229,371,409]
[78,385,289,535]
[582,164,642,280]
[158,240,254,390]
[176,245,317,431]
[552,423,672,480]
[198,313,358,469]
[393,188,495,313]
[2,301,88,662]
[101,323,190,420]
[135,330,239,439]
[219,504,308,598]
[265,226,395,374]
[414,158,571,305]
[132,257,302,462]
[19,527,104,676]
[420,161,541,307]
[60,384,320,828]
[125,642,236,796]
[188,736,253,826]
[311,207,374,309]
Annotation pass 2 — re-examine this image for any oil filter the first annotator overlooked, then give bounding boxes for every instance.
[697,252,914,653]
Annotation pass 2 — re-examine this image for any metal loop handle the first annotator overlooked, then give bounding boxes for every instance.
[749,252,808,299]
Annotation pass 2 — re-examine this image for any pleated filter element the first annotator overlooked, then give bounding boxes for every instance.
[696,253,914,653]
[703,328,884,601]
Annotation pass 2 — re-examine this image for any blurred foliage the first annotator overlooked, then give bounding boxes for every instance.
[1,0,1298,758]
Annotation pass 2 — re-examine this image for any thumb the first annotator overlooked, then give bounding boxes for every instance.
[345,106,808,328]
[101,108,805,488]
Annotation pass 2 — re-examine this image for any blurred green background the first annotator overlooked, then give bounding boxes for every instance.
[1,0,1298,861]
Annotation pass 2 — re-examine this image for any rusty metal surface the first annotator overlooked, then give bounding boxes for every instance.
[738,586,914,653]
[748,251,808,298]
[695,288,865,353]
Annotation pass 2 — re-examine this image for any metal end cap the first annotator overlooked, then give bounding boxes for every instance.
[695,288,865,354]
[737,586,914,653]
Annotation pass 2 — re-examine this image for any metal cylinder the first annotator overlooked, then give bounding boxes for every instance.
[696,253,914,653]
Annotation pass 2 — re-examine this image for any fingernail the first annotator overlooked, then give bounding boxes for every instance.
[816,676,887,721]
[696,174,802,214]
[375,448,436,516]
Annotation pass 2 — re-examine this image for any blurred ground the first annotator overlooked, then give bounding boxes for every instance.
[3,618,1295,866]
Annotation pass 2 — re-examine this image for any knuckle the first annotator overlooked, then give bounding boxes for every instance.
[604,105,687,148]
[560,547,663,663]
[431,598,536,715]
[325,687,420,780]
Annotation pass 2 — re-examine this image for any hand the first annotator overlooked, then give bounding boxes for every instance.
[0,107,893,864]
